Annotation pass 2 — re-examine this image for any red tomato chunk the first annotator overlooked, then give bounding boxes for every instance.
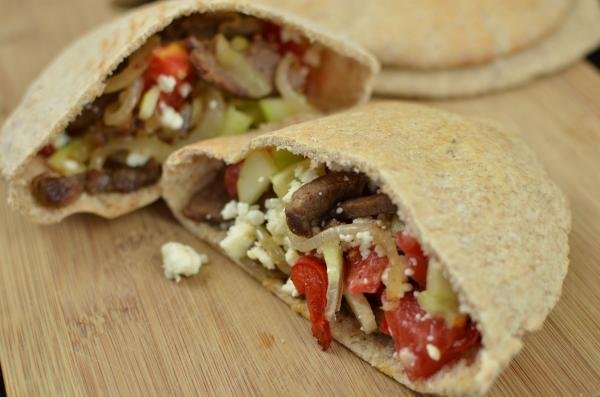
[395,232,429,289]
[344,247,388,294]
[382,292,481,381]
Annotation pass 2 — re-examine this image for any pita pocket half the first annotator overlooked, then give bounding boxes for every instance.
[161,102,570,395]
[0,0,377,224]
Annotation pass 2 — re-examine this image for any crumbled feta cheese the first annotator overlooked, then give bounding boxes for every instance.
[157,74,177,93]
[159,103,184,130]
[282,180,302,203]
[398,348,416,368]
[339,234,354,243]
[161,242,208,282]
[53,132,70,149]
[63,159,81,173]
[404,267,415,277]
[426,344,441,361]
[295,164,319,184]
[246,209,265,226]
[303,46,321,67]
[178,82,192,98]
[126,152,150,167]
[237,202,250,217]
[374,244,385,257]
[265,199,287,237]
[247,243,275,270]
[285,247,300,266]
[356,231,374,259]
[281,278,299,297]
[280,26,302,43]
[220,221,255,259]
[221,200,239,220]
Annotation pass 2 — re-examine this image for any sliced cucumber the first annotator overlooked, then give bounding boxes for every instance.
[259,98,296,123]
[47,138,92,176]
[220,106,254,136]
[272,149,304,170]
[236,149,278,204]
[417,262,461,326]
[270,159,310,198]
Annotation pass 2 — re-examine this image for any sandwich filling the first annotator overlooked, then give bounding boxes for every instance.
[182,148,482,381]
[31,13,327,208]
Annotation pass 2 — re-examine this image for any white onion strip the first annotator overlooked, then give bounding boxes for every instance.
[287,222,407,299]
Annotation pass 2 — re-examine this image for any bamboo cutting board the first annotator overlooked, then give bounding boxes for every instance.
[1,0,599,395]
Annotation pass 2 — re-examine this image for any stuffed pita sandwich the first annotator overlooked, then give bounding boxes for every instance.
[161,102,570,395]
[0,0,377,223]
[258,0,600,98]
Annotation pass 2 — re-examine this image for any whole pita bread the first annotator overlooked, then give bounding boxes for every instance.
[0,0,378,224]
[161,102,570,395]
[375,0,600,98]
[258,0,572,69]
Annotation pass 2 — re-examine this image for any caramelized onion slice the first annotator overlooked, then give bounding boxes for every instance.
[89,136,171,170]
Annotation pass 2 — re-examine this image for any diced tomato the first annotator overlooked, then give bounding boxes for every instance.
[395,232,429,289]
[382,292,481,381]
[38,144,55,157]
[344,247,388,294]
[224,162,242,198]
[379,315,390,335]
[145,42,191,82]
[291,255,332,350]
[144,42,191,109]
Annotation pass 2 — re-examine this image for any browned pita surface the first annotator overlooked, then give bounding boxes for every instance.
[257,0,572,69]
[0,0,378,223]
[374,0,600,98]
[162,102,570,395]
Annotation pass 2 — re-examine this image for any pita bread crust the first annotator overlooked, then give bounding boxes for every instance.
[259,0,571,69]
[0,0,377,223]
[162,102,570,395]
[374,0,600,98]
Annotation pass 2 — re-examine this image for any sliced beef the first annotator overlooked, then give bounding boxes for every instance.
[67,94,116,135]
[333,194,397,221]
[218,14,263,37]
[285,172,368,237]
[31,173,85,208]
[32,159,162,208]
[188,37,250,97]
[110,159,162,193]
[182,170,230,223]
[246,37,281,84]
[85,170,112,194]
[161,14,221,41]
[187,36,278,98]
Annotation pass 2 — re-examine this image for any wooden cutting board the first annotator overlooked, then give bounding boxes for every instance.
[1,0,599,395]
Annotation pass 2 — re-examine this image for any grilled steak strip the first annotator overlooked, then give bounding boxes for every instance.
[182,170,230,223]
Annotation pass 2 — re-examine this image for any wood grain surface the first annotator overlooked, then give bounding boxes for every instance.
[1,0,599,396]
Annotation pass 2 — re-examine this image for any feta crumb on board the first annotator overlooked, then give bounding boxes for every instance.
[161,242,208,282]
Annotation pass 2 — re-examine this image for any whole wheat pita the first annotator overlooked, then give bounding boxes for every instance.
[0,0,378,223]
[161,102,570,395]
